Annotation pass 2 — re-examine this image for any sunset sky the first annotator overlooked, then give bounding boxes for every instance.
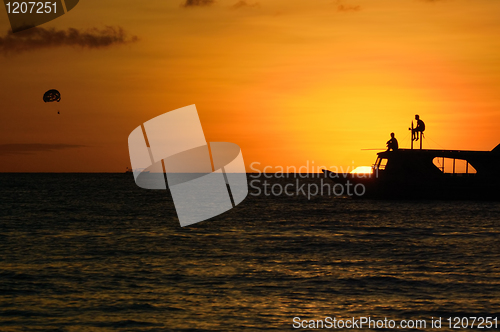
[1,0,500,172]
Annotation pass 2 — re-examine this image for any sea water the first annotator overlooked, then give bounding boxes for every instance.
[1,174,499,331]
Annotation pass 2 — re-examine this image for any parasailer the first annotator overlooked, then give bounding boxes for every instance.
[43,89,61,114]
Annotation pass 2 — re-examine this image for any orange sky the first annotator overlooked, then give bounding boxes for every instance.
[1,0,500,172]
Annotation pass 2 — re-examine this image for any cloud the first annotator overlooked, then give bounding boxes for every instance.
[0,144,86,156]
[332,0,361,12]
[337,4,361,12]
[0,26,138,55]
[231,1,260,9]
[182,0,215,7]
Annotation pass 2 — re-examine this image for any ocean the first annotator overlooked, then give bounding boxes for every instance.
[1,173,499,331]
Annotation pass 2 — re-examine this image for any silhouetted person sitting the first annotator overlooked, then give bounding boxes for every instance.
[411,114,425,141]
[386,132,399,151]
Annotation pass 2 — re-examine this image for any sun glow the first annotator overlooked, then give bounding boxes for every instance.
[350,166,374,174]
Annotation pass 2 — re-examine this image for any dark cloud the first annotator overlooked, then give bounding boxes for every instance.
[231,1,260,9]
[0,144,86,156]
[182,0,215,7]
[0,26,138,55]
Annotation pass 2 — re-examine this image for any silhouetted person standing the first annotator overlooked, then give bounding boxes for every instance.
[386,132,399,151]
[411,114,425,141]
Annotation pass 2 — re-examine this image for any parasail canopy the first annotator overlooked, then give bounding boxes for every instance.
[43,89,61,103]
